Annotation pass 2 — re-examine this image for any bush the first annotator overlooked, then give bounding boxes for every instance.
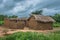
[0,21,4,26]
[53,22,60,27]
[0,32,60,40]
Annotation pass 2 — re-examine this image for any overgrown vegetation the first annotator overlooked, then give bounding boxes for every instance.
[0,21,4,25]
[51,14,60,27]
[31,10,43,15]
[0,31,60,40]
[52,14,60,22]
[0,15,18,26]
[53,22,60,27]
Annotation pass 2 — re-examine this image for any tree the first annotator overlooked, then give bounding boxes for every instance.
[31,10,43,15]
[9,15,18,18]
[52,14,60,22]
[0,15,8,21]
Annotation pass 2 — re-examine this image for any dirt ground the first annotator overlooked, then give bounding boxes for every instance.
[0,26,60,37]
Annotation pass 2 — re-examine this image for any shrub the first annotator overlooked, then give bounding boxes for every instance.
[0,32,60,40]
[53,22,60,27]
[0,21,4,26]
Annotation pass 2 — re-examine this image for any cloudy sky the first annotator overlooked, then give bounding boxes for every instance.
[0,0,60,17]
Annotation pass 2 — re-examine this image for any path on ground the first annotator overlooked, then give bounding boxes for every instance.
[0,27,60,37]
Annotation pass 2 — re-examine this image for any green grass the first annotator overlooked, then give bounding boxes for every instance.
[0,21,4,25]
[53,22,60,27]
[0,31,60,40]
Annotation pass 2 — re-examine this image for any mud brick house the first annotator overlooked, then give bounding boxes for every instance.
[4,15,55,30]
[4,18,27,29]
[27,15,55,30]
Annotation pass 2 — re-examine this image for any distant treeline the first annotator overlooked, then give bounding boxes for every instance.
[51,14,60,22]
[0,15,18,21]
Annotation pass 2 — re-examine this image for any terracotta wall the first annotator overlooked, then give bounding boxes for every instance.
[27,16,53,30]
[9,22,18,29]
[4,19,10,28]
[28,17,38,30]
[17,21,25,29]
[4,18,53,30]
[37,22,53,30]
[4,19,26,29]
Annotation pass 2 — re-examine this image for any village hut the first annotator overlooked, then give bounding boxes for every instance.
[4,18,27,29]
[27,15,55,30]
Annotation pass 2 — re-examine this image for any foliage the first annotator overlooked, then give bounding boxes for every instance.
[0,21,4,25]
[0,15,18,25]
[53,22,60,27]
[0,32,60,40]
[0,15,8,21]
[0,15,18,21]
[52,14,60,22]
[51,14,60,27]
[0,14,18,25]
[31,10,43,15]
[8,15,18,18]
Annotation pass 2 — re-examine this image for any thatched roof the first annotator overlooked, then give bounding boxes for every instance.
[31,15,55,22]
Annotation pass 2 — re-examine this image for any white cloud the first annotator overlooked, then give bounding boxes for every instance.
[3,0,7,3]
[12,6,26,14]
[10,0,43,14]
[42,8,60,15]
[0,4,4,8]
[25,0,44,7]
[24,0,42,7]
[0,0,60,17]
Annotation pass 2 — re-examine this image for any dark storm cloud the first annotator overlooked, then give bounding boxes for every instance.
[14,0,25,2]
[0,0,60,17]
[0,0,3,3]
[0,0,15,12]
